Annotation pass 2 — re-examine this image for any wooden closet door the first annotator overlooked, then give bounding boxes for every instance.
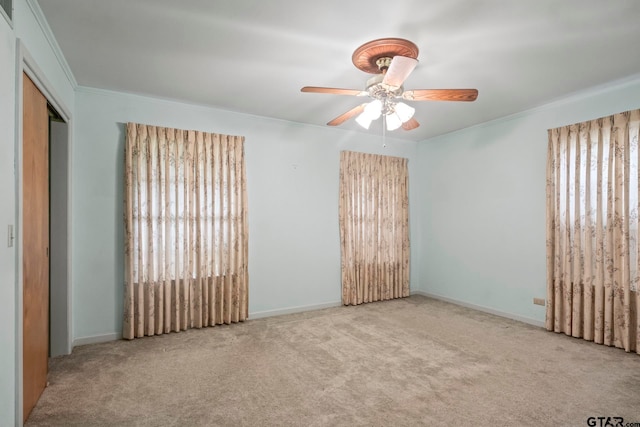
[22,73,50,422]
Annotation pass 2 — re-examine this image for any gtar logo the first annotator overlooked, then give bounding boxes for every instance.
[587,417,624,427]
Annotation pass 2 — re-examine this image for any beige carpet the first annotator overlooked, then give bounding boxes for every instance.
[26,295,640,426]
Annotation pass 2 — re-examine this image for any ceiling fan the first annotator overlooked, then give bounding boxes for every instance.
[301,38,478,131]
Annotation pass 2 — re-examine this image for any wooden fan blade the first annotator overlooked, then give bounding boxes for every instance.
[382,56,418,88]
[402,117,420,131]
[403,89,478,102]
[327,104,367,126]
[301,86,366,96]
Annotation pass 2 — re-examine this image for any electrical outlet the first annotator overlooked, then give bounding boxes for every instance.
[533,298,546,306]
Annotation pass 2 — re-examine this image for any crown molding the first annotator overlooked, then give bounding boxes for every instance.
[422,72,640,143]
[25,0,77,89]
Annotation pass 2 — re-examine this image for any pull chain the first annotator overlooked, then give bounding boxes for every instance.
[382,114,387,148]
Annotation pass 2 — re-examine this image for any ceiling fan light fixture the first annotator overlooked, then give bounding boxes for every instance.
[356,100,383,129]
[364,99,383,120]
[395,102,415,123]
[356,112,373,129]
[385,113,403,131]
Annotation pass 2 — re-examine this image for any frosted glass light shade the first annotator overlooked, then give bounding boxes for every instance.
[385,113,402,131]
[394,102,415,123]
[356,113,373,129]
[356,100,383,129]
[364,100,382,120]
[355,100,410,131]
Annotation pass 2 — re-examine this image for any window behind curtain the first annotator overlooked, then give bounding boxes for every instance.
[129,134,240,281]
[124,123,248,339]
[338,150,410,306]
[546,109,640,353]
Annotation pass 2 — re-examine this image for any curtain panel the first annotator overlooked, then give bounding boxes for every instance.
[546,109,640,354]
[339,150,410,305]
[124,123,249,339]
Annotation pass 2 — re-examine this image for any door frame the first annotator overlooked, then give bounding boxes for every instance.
[15,41,73,424]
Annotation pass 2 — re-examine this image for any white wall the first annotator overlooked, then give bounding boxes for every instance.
[72,87,420,342]
[416,76,640,325]
[0,13,17,427]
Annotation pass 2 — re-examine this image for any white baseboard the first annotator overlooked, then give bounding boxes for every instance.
[69,303,343,348]
[73,332,121,348]
[411,290,545,328]
[249,300,342,320]
[70,295,543,347]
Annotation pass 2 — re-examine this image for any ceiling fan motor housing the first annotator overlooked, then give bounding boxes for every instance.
[365,74,403,100]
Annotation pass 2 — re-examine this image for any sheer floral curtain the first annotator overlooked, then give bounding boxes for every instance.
[123,123,248,339]
[546,109,640,354]
[339,150,410,305]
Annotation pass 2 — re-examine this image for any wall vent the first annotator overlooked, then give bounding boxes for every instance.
[0,0,12,23]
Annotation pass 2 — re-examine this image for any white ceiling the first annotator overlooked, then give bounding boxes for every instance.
[37,0,640,141]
